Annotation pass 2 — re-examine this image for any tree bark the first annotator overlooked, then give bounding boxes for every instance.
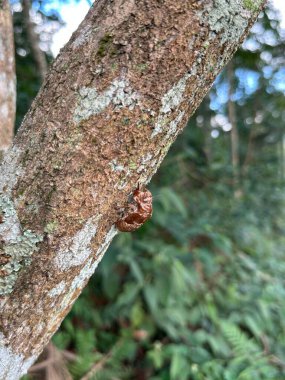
[227,59,241,197]
[280,127,284,182]
[0,0,16,157]
[0,0,266,378]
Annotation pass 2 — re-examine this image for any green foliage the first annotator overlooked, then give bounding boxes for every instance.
[53,177,285,379]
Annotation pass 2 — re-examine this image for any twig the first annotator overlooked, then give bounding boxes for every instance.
[29,343,76,380]
[62,350,78,361]
[80,339,125,380]
[80,352,112,380]
[29,358,56,372]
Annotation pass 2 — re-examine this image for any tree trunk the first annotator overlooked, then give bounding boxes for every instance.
[22,0,48,81]
[0,0,16,157]
[280,127,284,182]
[227,59,241,197]
[0,0,266,378]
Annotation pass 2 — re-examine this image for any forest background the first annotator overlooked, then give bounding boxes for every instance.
[10,0,285,378]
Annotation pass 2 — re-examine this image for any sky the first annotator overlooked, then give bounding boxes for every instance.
[50,0,93,56]
[50,0,285,57]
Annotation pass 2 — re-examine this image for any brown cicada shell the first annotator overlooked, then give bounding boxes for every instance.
[116,187,152,232]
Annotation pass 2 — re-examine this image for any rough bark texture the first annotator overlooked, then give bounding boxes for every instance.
[0,0,16,156]
[0,0,266,378]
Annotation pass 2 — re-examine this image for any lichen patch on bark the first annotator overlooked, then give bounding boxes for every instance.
[0,196,43,295]
[72,23,94,49]
[204,0,258,44]
[73,78,140,123]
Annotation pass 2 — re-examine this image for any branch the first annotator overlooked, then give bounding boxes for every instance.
[29,343,74,379]
[80,352,111,380]
[0,0,267,378]
[80,339,122,380]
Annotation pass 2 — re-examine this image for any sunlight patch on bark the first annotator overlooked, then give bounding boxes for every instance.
[48,281,66,298]
[151,73,190,138]
[47,226,117,336]
[54,216,100,271]
[0,333,36,380]
[68,225,117,295]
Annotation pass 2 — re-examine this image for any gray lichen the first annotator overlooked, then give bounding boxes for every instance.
[109,159,127,173]
[160,74,190,114]
[206,0,257,44]
[72,24,94,48]
[0,195,43,295]
[165,111,185,140]
[73,78,140,123]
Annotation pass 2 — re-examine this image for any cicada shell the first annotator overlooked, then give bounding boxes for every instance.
[116,187,152,232]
